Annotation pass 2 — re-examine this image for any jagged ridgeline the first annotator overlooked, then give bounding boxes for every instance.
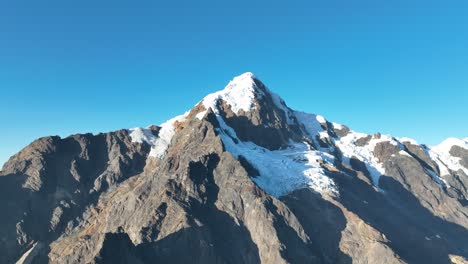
[1,73,467,264]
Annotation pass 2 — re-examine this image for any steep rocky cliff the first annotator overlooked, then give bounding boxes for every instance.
[1,73,467,264]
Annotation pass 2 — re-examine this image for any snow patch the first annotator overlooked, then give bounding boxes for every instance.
[319,131,330,141]
[398,150,412,157]
[332,122,344,129]
[398,137,418,145]
[129,112,188,159]
[316,115,326,124]
[294,111,335,151]
[150,113,188,158]
[427,152,452,177]
[195,110,207,120]
[129,127,157,145]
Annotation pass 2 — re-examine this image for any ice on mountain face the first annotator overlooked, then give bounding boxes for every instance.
[295,112,391,179]
[130,112,188,159]
[295,111,388,190]
[334,132,391,190]
[309,118,443,191]
[429,138,468,176]
[215,115,337,197]
[294,111,324,138]
[149,114,187,158]
[201,72,264,115]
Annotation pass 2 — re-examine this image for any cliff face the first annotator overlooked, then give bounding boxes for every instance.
[1,73,467,264]
[0,130,151,263]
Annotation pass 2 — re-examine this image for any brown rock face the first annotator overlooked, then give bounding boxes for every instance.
[0,130,150,263]
[1,74,467,264]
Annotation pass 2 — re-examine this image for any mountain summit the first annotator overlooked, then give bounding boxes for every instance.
[1,73,467,264]
[201,72,266,114]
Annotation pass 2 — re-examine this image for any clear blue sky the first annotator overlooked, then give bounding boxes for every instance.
[1,0,467,166]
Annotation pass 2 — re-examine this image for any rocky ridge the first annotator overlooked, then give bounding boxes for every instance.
[1,72,467,264]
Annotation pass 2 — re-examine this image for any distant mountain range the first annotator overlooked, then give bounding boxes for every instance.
[1,72,467,264]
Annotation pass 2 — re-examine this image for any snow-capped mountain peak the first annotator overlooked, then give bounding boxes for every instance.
[201,72,266,114]
[129,73,467,200]
[3,73,468,264]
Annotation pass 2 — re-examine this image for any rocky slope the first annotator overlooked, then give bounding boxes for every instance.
[1,72,467,264]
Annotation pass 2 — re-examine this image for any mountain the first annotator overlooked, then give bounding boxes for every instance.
[1,72,467,264]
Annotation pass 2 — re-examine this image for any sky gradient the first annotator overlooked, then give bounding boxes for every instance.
[1,0,467,166]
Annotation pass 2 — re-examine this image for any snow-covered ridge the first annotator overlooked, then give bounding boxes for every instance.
[432,137,468,153]
[398,137,419,145]
[294,111,389,189]
[429,138,468,176]
[294,112,452,191]
[334,132,392,189]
